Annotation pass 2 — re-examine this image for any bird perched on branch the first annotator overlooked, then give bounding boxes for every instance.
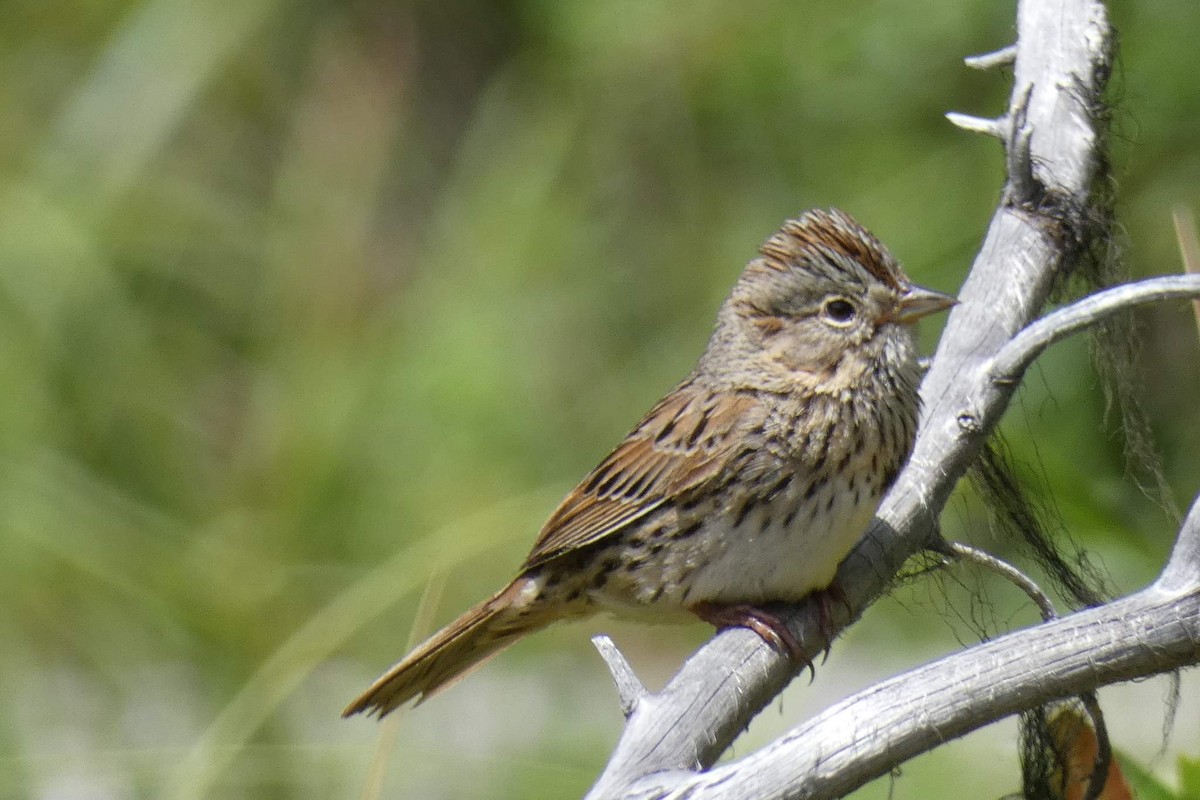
[344,208,954,718]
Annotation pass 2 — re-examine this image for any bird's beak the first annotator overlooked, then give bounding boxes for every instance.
[893,285,957,323]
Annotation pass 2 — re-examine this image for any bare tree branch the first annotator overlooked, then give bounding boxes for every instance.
[1160,487,1200,595]
[964,45,1017,71]
[942,540,1059,622]
[616,531,1200,800]
[592,635,649,718]
[579,0,1200,797]
[992,274,1200,380]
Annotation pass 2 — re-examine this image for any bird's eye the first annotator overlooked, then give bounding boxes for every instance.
[821,298,857,326]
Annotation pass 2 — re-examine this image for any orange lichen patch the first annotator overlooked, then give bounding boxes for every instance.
[1047,708,1133,800]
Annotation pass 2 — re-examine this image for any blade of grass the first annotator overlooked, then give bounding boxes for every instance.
[165,485,563,800]
[1170,206,1200,345]
[43,0,280,203]
[358,573,446,800]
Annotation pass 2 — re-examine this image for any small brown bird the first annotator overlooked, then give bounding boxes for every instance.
[345,209,954,717]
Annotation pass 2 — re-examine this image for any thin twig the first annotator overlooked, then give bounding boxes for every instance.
[965,45,1017,70]
[942,540,1112,800]
[592,635,648,718]
[992,275,1200,382]
[946,112,1008,139]
[941,540,1058,621]
[1158,491,1200,594]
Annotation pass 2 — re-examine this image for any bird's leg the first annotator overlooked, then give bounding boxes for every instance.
[689,601,814,678]
[810,579,852,664]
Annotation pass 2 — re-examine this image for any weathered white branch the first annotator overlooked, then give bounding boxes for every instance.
[943,540,1059,621]
[584,0,1152,797]
[942,540,1118,800]
[618,540,1200,800]
[964,45,1017,70]
[945,112,1008,139]
[635,500,1200,800]
[1159,489,1200,595]
[592,635,648,718]
[992,274,1200,381]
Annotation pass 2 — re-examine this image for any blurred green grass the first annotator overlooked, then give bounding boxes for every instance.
[1,1,1198,798]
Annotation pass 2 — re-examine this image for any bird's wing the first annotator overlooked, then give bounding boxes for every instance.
[521,384,762,570]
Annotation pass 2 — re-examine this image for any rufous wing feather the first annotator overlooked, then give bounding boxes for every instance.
[522,385,761,569]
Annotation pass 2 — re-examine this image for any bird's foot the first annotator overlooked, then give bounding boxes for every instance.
[689,601,814,678]
[810,580,852,665]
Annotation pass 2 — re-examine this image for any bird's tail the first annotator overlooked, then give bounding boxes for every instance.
[343,575,555,717]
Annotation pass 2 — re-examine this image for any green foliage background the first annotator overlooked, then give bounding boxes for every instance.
[1,1,1197,798]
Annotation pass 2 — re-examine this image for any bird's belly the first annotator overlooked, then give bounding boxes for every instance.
[587,472,880,616]
[685,478,877,605]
